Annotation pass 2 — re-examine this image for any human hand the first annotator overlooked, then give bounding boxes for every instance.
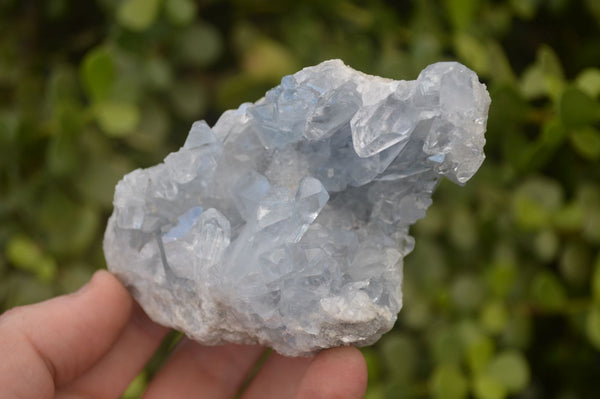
[0,270,367,399]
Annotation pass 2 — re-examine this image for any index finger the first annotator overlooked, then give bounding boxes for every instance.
[0,270,133,398]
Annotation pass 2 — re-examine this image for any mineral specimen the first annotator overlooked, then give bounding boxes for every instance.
[104,60,490,356]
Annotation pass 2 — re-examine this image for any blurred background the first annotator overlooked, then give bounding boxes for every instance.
[1,0,599,398]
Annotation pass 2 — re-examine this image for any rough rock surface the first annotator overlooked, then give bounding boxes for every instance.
[103,60,490,356]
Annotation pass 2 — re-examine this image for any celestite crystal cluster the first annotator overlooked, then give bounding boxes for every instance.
[104,60,490,356]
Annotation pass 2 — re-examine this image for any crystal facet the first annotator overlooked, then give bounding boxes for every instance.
[104,59,490,356]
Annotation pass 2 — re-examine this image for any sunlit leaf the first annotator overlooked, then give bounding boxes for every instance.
[430,364,468,399]
[569,127,600,161]
[453,33,489,75]
[486,350,530,393]
[243,39,298,81]
[473,374,507,399]
[533,229,559,261]
[94,102,140,136]
[80,47,115,102]
[6,235,43,270]
[510,0,539,19]
[5,235,57,282]
[164,0,197,26]
[576,68,600,98]
[466,335,495,375]
[480,300,509,334]
[122,371,147,398]
[117,0,161,31]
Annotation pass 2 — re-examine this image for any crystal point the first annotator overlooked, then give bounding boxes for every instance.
[104,59,490,356]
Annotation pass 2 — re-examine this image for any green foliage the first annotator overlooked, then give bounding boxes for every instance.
[1,0,600,398]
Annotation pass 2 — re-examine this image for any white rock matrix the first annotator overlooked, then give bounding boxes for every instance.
[104,60,490,356]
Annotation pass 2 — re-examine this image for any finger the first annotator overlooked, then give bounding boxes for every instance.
[57,304,170,398]
[142,339,264,399]
[240,352,314,399]
[0,270,133,399]
[294,347,367,399]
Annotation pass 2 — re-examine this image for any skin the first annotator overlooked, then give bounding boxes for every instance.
[0,270,367,399]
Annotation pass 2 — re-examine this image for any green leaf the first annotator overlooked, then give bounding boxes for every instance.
[586,306,600,350]
[164,0,197,26]
[430,364,469,399]
[46,129,79,176]
[553,202,584,232]
[591,254,600,304]
[5,235,57,282]
[533,230,559,262]
[122,371,147,398]
[510,0,539,19]
[485,40,516,84]
[480,300,509,334]
[448,206,477,250]
[576,68,600,98]
[530,271,567,312]
[58,264,94,294]
[361,347,382,384]
[486,262,517,298]
[380,333,417,380]
[466,335,495,375]
[559,87,600,127]
[80,47,115,102]
[486,350,530,393]
[364,384,385,399]
[520,65,546,99]
[6,235,43,269]
[125,102,169,151]
[473,374,507,399]
[4,274,55,307]
[37,190,100,256]
[169,80,209,118]
[175,23,223,66]
[443,0,479,31]
[75,154,134,207]
[453,33,489,75]
[569,127,600,161]
[451,274,485,312]
[243,39,297,81]
[520,46,565,100]
[429,326,463,365]
[94,102,140,136]
[144,57,172,90]
[512,177,563,230]
[501,312,532,349]
[117,0,161,31]
[559,241,591,287]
